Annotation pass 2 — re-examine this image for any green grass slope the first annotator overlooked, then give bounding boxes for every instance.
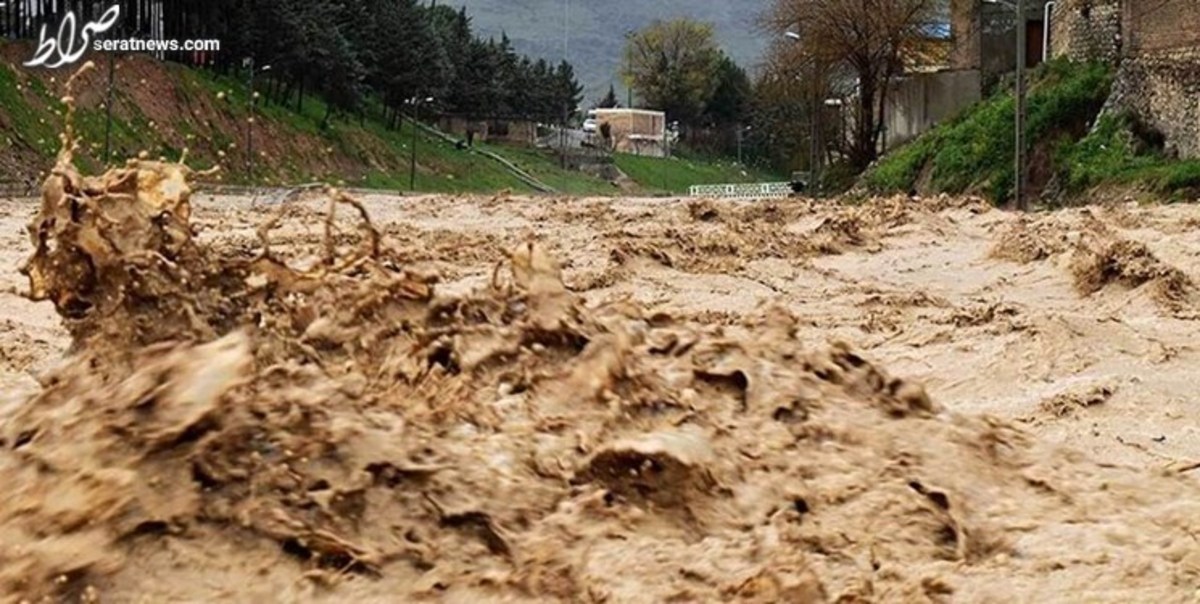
[865,59,1200,204]
[1,44,777,196]
[614,152,780,195]
[0,46,606,194]
[1057,113,1200,201]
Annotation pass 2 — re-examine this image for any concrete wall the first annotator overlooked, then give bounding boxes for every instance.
[436,117,539,145]
[884,69,982,150]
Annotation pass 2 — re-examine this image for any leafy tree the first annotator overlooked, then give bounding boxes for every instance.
[621,19,722,125]
[703,54,751,127]
[746,67,812,173]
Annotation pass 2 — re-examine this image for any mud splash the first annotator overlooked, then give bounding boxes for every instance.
[1070,236,1195,313]
[989,216,1069,264]
[4,72,1200,603]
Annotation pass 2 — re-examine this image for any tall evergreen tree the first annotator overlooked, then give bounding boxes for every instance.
[598,84,620,109]
[1,0,583,128]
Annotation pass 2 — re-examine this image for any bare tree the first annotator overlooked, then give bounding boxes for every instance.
[763,0,940,169]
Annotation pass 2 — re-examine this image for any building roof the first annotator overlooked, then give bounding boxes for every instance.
[592,109,665,117]
[921,21,953,40]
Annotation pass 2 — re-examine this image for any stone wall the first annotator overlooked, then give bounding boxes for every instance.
[1049,0,1122,63]
[1115,56,1200,158]
[1125,0,1200,54]
[1051,0,1200,158]
[950,0,982,70]
[1120,1,1200,158]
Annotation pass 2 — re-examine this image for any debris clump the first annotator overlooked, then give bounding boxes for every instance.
[1070,237,1195,311]
[990,217,1069,263]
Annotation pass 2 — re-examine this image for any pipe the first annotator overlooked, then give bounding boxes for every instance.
[1016,0,1026,210]
[1044,1,1056,62]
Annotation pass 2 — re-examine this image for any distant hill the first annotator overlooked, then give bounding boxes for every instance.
[443,0,771,104]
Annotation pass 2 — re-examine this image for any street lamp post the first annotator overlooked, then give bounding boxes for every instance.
[985,0,1028,210]
[824,97,845,164]
[1016,0,1027,211]
[245,59,271,183]
[408,96,434,191]
[103,51,115,165]
[736,124,752,165]
[785,30,821,196]
[103,24,126,165]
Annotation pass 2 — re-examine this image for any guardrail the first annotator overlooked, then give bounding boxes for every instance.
[688,182,793,200]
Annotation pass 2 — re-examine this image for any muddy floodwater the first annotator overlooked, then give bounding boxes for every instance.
[4,146,1200,602]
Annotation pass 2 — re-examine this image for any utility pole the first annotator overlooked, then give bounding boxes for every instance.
[409,97,434,191]
[1015,0,1027,211]
[810,58,821,197]
[103,51,115,165]
[737,124,743,165]
[562,0,570,169]
[984,0,1029,210]
[785,30,822,197]
[246,57,254,180]
[410,102,418,190]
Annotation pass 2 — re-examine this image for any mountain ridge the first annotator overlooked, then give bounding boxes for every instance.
[443,0,771,104]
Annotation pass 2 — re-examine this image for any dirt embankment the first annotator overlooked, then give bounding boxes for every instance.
[0,42,422,186]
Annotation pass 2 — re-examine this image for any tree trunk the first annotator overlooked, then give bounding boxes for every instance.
[853,74,878,170]
[874,69,894,158]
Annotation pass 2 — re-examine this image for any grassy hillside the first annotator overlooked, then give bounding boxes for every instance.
[480,143,619,196]
[865,59,1200,204]
[0,49,611,193]
[1,44,774,197]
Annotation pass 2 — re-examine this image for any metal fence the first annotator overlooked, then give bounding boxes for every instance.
[688,182,793,200]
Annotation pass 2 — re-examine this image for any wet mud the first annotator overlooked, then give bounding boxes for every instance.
[3,70,1200,603]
